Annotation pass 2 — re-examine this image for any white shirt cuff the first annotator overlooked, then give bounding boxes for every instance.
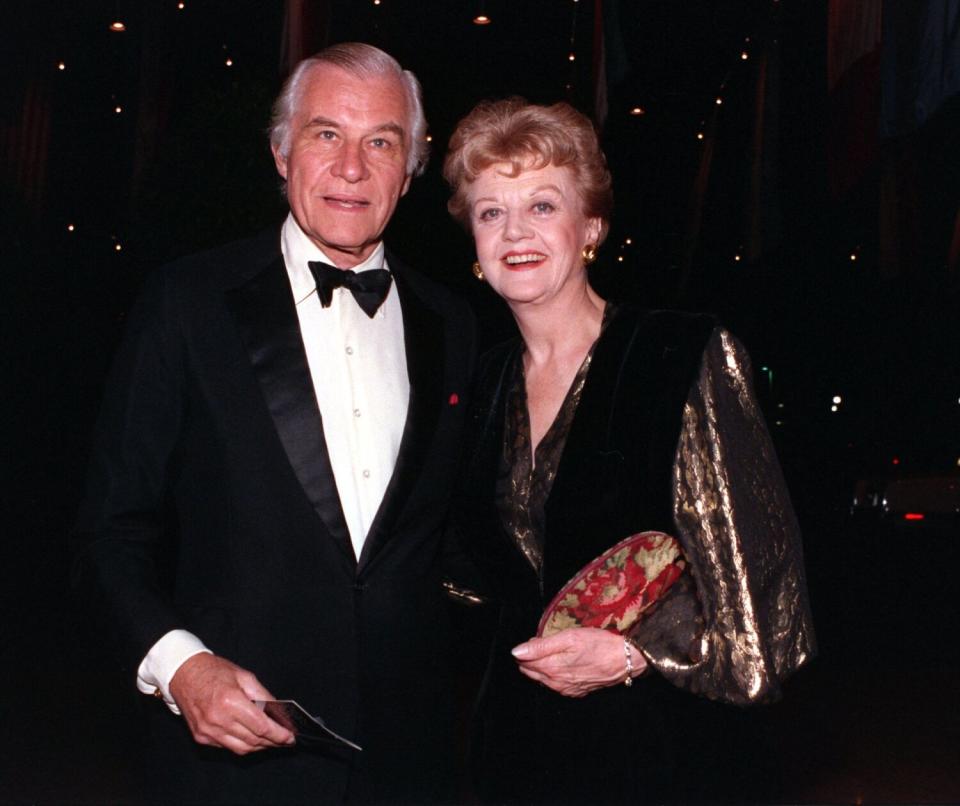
[136,629,212,715]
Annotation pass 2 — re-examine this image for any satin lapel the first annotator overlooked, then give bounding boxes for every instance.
[357,263,444,573]
[224,255,354,562]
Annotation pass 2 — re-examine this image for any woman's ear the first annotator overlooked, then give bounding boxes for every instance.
[585,217,603,247]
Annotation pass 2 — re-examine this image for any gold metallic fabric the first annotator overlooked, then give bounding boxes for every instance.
[631,328,816,704]
[496,335,599,573]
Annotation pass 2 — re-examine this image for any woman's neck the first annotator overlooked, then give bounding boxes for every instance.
[512,284,606,368]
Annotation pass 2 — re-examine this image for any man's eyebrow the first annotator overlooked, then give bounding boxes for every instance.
[371,122,405,139]
[301,119,405,140]
[303,116,340,129]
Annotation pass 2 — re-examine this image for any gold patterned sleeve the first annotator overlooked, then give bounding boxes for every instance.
[628,327,816,704]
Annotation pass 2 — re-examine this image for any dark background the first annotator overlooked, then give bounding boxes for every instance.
[2,1,958,803]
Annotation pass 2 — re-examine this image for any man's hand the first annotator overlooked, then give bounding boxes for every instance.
[511,628,648,697]
[168,653,296,755]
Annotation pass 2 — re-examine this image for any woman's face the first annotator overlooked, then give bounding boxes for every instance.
[468,162,602,310]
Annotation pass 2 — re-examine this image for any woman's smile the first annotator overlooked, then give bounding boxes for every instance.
[502,251,547,270]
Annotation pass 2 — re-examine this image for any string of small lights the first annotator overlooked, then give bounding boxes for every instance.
[612,7,778,267]
[54,0,859,278]
[61,2,745,257]
[57,4,241,253]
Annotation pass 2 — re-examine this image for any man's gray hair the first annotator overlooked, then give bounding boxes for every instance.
[269,42,429,177]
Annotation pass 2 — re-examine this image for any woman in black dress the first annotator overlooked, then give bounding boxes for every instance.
[443,98,817,804]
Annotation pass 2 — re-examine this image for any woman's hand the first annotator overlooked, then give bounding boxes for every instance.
[511,628,647,697]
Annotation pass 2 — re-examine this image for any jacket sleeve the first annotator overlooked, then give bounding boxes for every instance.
[439,339,516,606]
[630,327,817,704]
[71,268,189,674]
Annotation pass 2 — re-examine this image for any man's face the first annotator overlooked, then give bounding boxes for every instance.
[272,64,412,268]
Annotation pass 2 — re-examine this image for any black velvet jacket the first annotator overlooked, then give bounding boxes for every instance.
[452,304,815,804]
[458,306,715,608]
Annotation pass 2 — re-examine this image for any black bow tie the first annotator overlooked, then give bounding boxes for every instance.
[308,261,393,318]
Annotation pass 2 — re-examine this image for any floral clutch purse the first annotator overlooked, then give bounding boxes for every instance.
[537,531,686,637]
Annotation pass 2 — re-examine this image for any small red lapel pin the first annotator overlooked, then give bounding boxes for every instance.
[448,393,460,405]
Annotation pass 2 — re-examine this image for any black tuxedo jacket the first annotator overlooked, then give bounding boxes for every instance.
[74,226,475,803]
[452,306,716,803]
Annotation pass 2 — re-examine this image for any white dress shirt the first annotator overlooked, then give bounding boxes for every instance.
[136,214,410,710]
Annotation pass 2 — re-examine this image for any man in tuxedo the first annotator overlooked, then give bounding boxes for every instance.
[74,43,474,803]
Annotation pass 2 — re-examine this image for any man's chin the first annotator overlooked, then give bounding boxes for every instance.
[308,235,381,268]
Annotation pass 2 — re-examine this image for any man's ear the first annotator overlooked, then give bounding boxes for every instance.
[271,143,288,180]
[400,173,412,198]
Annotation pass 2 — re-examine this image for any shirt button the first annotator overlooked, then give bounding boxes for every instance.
[345,346,353,355]
[362,469,371,479]
[353,408,361,417]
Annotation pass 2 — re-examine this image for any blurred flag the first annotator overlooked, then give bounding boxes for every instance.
[592,0,630,131]
[593,0,607,128]
[1,79,51,216]
[877,2,960,279]
[827,0,881,199]
[880,2,960,138]
[280,0,330,77]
